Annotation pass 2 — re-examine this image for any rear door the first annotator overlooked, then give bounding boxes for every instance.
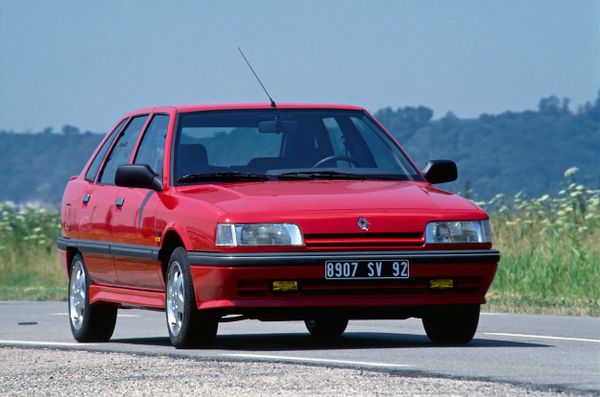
[111,113,170,290]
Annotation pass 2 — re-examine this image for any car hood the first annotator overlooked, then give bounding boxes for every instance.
[176,180,479,215]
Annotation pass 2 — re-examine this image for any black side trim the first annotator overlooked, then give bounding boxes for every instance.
[111,244,159,260]
[56,236,69,250]
[77,240,110,255]
[187,250,500,267]
[57,236,159,261]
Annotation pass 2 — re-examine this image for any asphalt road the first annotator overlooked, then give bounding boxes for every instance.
[0,302,598,395]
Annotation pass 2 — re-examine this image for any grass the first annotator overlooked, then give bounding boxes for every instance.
[0,203,66,301]
[480,167,600,316]
[0,167,598,316]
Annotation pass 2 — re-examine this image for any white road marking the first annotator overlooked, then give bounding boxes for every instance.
[485,332,600,344]
[0,340,94,347]
[480,312,507,316]
[222,353,411,368]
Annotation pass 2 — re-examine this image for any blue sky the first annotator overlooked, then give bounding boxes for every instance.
[1,0,598,132]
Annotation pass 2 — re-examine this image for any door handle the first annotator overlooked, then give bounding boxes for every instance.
[115,197,125,208]
[82,194,91,205]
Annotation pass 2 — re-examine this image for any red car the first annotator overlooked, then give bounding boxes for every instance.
[57,103,499,348]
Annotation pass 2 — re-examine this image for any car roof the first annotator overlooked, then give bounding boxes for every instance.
[124,103,365,117]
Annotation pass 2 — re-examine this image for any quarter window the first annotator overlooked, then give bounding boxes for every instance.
[134,114,169,178]
[98,115,148,185]
[85,118,127,182]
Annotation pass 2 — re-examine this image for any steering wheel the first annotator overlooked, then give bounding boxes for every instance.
[313,155,359,168]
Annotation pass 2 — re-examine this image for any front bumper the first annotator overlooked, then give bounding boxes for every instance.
[188,249,499,317]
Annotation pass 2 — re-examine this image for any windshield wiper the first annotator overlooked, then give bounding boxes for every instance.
[275,170,367,180]
[177,171,270,183]
[275,171,407,181]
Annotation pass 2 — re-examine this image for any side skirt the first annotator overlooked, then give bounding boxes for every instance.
[89,284,165,309]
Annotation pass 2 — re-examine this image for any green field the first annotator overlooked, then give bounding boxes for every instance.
[0,203,65,300]
[1,170,598,315]
[483,169,600,316]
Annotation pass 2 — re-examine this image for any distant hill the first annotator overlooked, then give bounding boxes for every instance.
[0,127,102,204]
[374,93,600,200]
[1,94,599,205]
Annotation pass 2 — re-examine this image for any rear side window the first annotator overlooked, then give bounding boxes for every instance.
[134,114,169,178]
[98,115,148,185]
[85,118,127,182]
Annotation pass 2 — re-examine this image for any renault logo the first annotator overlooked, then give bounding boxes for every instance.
[357,217,370,231]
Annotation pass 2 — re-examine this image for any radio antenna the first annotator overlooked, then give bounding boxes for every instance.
[237,46,276,108]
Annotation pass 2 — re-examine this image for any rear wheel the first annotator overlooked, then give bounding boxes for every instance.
[422,304,480,345]
[68,254,117,342]
[305,316,348,337]
[166,247,218,348]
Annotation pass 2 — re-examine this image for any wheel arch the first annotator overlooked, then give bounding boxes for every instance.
[158,229,188,280]
[65,247,81,279]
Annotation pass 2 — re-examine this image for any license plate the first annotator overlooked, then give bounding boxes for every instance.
[324,260,409,280]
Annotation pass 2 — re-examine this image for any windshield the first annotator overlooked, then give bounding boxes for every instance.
[173,109,423,184]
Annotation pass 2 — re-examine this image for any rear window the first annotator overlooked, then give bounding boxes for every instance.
[179,125,282,167]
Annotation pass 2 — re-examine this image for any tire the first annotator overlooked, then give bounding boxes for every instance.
[422,304,480,345]
[68,254,117,342]
[305,316,348,337]
[166,247,218,349]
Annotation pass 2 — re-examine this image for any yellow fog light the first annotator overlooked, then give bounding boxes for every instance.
[272,281,299,292]
[430,279,454,290]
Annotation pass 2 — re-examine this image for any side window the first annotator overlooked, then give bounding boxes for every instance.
[98,115,148,185]
[134,114,169,178]
[85,118,127,182]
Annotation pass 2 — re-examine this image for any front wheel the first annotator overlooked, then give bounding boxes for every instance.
[68,254,117,342]
[422,304,480,345]
[166,247,218,348]
[305,317,348,337]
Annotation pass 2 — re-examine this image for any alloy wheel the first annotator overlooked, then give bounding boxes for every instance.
[69,260,86,330]
[166,261,185,337]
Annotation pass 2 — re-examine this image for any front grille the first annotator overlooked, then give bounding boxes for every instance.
[303,232,424,249]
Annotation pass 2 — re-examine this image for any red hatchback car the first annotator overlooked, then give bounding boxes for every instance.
[57,103,499,348]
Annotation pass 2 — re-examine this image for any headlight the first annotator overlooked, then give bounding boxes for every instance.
[216,223,304,246]
[425,220,491,244]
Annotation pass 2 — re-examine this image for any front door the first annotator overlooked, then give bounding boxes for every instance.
[111,114,170,290]
[111,187,162,289]
[93,114,150,287]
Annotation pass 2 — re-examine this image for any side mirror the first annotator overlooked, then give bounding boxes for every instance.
[423,160,458,184]
[115,164,162,191]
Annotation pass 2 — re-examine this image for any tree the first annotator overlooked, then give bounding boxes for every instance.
[61,125,80,135]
